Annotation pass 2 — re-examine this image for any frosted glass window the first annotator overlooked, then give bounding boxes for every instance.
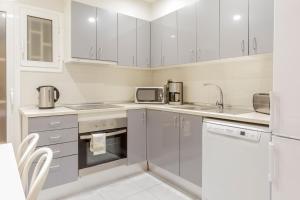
[27,16,53,62]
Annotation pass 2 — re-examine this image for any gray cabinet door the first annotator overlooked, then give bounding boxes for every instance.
[71,1,97,59]
[161,12,178,66]
[147,110,180,175]
[151,18,163,67]
[197,0,220,61]
[220,0,249,58]
[118,14,137,67]
[179,114,202,187]
[249,0,274,55]
[97,8,117,62]
[127,109,147,164]
[137,19,150,68]
[177,3,197,65]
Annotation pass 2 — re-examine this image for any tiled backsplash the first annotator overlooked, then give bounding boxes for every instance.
[20,64,152,106]
[21,55,272,109]
[152,54,273,109]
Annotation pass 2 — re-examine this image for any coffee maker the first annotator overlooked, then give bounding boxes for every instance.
[167,81,183,105]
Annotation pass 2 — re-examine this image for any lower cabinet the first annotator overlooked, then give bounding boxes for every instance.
[26,115,79,189]
[147,110,180,175]
[127,109,147,164]
[30,155,78,189]
[180,114,202,186]
[147,110,202,186]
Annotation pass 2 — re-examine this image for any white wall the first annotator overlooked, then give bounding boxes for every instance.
[150,0,198,20]
[75,0,152,20]
[17,0,152,19]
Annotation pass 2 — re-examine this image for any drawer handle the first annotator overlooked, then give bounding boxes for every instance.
[50,165,60,171]
[50,135,61,140]
[52,150,61,155]
[49,121,61,126]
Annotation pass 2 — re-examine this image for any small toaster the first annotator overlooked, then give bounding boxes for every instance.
[253,93,270,115]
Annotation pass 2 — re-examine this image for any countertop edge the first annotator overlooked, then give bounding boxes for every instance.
[20,104,270,126]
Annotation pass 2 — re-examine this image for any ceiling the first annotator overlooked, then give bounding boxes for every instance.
[142,0,158,3]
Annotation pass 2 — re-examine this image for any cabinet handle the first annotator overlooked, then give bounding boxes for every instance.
[52,150,61,155]
[253,37,258,52]
[142,111,146,123]
[98,48,101,59]
[89,47,94,58]
[49,121,61,126]
[241,40,245,54]
[50,165,60,171]
[197,48,201,61]
[50,135,61,141]
[173,116,177,128]
[132,56,135,66]
[162,56,165,65]
[173,116,179,128]
[180,117,184,129]
[190,50,195,62]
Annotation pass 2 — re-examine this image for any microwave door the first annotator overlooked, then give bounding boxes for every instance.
[136,89,156,102]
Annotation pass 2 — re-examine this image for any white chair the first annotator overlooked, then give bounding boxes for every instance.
[16,133,40,174]
[21,147,53,200]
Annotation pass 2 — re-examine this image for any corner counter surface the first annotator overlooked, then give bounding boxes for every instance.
[20,103,270,126]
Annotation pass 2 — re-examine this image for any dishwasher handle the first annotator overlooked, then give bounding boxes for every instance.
[206,124,261,142]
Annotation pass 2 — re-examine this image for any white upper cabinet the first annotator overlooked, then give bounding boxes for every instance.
[118,14,137,67]
[197,0,220,61]
[151,18,163,67]
[161,12,178,66]
[177,3,197,65]
[96,8,117,62]
[71,1,97,60]
[66,0,274,68]
[137,19,150,68]
[220,0,249,58]
[249,0,274,55]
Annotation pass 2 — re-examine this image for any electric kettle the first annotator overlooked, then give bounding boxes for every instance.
[37,86,60,109]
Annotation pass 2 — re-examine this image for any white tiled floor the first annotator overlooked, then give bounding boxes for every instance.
[62,173,197,200]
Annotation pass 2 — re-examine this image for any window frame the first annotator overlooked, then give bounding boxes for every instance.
[20,6,63,72]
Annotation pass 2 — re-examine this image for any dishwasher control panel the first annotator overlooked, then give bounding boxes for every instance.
[206,123,261,142]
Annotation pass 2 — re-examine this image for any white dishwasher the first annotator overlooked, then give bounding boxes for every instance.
[202,119,271,200]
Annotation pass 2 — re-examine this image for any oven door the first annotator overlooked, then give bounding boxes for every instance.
[135,87,165,103]
[78,128,127,169]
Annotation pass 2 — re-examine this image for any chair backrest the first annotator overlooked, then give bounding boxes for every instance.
[17,133,40,174]
[21,147,53,200]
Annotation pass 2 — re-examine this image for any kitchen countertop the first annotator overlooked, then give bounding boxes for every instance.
[20,103,270,126]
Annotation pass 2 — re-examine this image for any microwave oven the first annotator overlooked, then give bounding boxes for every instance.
[135,87,165,104]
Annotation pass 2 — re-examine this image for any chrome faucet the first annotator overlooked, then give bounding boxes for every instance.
[203,83,224,110]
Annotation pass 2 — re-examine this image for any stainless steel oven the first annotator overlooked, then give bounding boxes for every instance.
[78,116,127,175]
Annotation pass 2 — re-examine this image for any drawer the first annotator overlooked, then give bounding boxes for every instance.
[30,155,78,189]
[29,115,78,132]
[37,128,78,147]
[46,142,78,159]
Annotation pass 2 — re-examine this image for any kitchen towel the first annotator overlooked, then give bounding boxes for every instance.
[90,133,106,155]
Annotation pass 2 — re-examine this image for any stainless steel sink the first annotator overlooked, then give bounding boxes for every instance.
[171,105,217,111]
[207,108,251,115]
[65,103,122,110]
[172,105,251,115]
